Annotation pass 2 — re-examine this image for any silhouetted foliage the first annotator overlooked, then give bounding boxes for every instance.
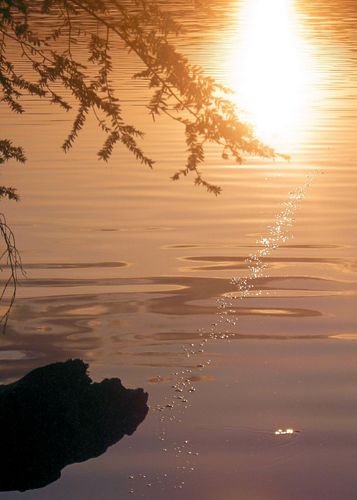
[0,0,281,328]
[0,0,278,194]
[0,358,148,491]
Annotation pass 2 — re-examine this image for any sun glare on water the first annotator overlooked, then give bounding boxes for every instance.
[224,0,313,150]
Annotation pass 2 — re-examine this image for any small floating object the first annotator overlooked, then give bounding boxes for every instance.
[274,428,298,435]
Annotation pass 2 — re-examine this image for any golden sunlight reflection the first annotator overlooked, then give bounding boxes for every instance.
[275,428,298,435]
[224,0,314,150]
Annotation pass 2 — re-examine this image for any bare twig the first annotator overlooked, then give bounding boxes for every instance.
[0,213,24,333]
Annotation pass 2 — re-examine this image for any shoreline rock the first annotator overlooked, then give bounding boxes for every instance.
[0,359,149,492]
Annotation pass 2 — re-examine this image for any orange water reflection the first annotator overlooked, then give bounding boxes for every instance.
[223,0,317,151]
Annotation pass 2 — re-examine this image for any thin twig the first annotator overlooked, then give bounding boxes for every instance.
[0,213,24,333]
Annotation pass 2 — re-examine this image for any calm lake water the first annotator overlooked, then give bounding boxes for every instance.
[1,0,357,498]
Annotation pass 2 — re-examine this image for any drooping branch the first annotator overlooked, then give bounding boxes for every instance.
[0,212,23,332]
[1,0,281,194]
[0,0,285,329]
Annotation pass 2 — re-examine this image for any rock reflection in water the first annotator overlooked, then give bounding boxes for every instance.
[0,359,148,492]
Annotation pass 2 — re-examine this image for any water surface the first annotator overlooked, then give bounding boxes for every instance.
[1,0,357,498]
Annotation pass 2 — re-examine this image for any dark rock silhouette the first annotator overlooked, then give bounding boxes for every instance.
[0,359,148,492]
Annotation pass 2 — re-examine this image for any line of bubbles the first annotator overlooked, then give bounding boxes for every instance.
[128,172,317,496]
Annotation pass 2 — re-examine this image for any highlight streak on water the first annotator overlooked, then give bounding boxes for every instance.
[128,172,317,495]
[217,172,317,333]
